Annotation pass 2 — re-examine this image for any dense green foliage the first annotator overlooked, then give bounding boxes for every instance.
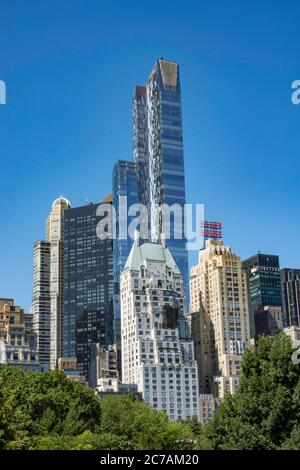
[0,367,194,450]
[200,333,300,450]
[0,333,299,450]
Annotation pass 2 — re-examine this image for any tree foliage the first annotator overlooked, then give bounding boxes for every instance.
[0,333,300,450]
[201,333,300,449]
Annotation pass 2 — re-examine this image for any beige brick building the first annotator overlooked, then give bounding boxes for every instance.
[189,239,250,399]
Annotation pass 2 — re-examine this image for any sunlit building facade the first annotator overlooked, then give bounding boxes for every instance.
[47,197,71,369]
[121,237,199,421]
[0,300,39,371]
[190,239,250,399]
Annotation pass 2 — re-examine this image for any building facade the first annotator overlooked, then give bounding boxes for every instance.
[31,240,51,369]
[243,253,282,338]
[281,268,300,327]
[47,197,71,369]
[0,300,39,371]
[57,357,87,385]
[284,325,300,343]
[198,394,220,424]
[63,201,114,378]
[254,305,283,337]
[89,343,118,391]
[0,298,14,310]
[188,305,216,395]
[190,239,250,399]
[121,237,199,421]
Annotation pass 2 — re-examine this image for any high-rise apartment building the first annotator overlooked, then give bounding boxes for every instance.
[47,197,71,369]
[31,197,70,370]
[243,253,282,338]
[63,200,114,378]
[31,240,50,369]
[281,268,300,327]
[132,59,189,305]
[189,239,250,399]
[121,236,199,421]
[0,300,39,371]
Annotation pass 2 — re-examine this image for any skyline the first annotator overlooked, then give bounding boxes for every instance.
[1,0,300,310]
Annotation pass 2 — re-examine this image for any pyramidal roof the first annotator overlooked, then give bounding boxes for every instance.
[124,240,181,275]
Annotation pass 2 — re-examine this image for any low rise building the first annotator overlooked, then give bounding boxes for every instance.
[254,305,283,338]
[284,325,300,342]
[0,300,39,371]
[57,357,87,385]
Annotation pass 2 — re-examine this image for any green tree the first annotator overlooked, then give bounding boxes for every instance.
[0,367,102,448]
[1,333,300,450]
[201,334,300,449]
[99,394,195,449]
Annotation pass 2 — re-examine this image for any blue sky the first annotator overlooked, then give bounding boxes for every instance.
[0,0,300,310]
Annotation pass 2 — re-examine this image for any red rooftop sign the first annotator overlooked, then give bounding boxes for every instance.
[201,221,222,239]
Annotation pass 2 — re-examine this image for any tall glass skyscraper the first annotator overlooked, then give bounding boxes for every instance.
[132,59,189,306]
[113,59,190,337]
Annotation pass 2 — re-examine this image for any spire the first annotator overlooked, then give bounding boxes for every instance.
[134,229,140,247]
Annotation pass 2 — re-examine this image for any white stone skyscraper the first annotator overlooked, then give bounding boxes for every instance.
[47,197,71,369]
[121,235,199,421]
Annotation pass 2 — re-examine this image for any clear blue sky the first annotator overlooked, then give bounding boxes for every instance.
[1,0,300,310]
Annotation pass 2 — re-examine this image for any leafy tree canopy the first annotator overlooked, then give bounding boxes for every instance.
[0,333,299,450]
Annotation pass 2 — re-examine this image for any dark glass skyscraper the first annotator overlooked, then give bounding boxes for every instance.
[243,253,282,338]
[281,268,300,327]
[133,59,189,306]
[63,201,114,377]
